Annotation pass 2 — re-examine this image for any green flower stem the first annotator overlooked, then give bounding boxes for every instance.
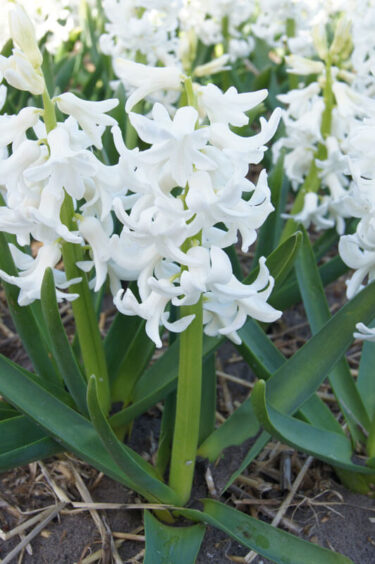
[321,57,333,141]
[42,89,57,132]
[60,197,110,413]
[184,76,197,108]
[42,87,110,413]
[169,297,203,505]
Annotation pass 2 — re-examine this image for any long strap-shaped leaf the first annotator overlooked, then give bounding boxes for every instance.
[111,321,155,405]
[198,317,341,462]
[41,268,88,415]
[357,319,375,422]
[0,415,62,471]
[110,336,221,428]
[0,355,172,500]
[87,376,180,504]
[266,280,375,414]
[104,310,146,384]
[0,437,62,472]
[180,500,352,564]
[0,232,61,384]
[293,228,370,440]
[271,255,348,311]
[252,381,375,474]
[198,280,375,489]
[144,510,205,564]
[244,231,302,288]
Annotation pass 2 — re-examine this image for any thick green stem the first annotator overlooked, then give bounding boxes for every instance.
[42,87,110,413]
[169,298,203,505]
[60,197,110,413]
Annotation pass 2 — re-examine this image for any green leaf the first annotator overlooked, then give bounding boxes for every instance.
[237,318,284,379]
[0,401,18,421]
[87,376,179,504]
[0,416,62,471]
[0,231,61,384]
[252,381,374,473]
[199,280,375,483]
[294,228,370,440]
[357,319,375,422]
[253,152,289,263]
[245,232,302,291]
[111,321,155,405]
[0,437,62,472]
[0,415,46,451]
[312,227,339,261]
[181,500,352,564]
[266,280,375,416]
[271,255,348,311]
[0,354,165,497]
[41,268,88,415]
[156,391,176,479]
[198,318,341,464]
[110,336,221,429]
[199,353,217,445]
[144,510,205,564]
[104,312,145,385]
[55,56,76,92]
[198,397,261,460]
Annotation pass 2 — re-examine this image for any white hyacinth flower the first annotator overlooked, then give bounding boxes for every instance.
[353,323,375,342]
[0,242,81,306]
[8,4,43,68]
[339,232,375,299]
[0,50,44,95]
[130,103,216,187]
[113,59,184,112]
[54,93,119,149]
[24,125,98,201]
[197,83,267,127]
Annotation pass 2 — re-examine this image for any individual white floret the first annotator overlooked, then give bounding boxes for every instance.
[130,103,216,187]
[54,93,119,149]
[0,242,81,306]
[24,125,98,201]
[197,84,267,127]
[353,322,375,342]
[113,60,184,112]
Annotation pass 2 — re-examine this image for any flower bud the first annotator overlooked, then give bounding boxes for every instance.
[194,55,230,78]
[9,4,43,68]
[285,55,325,76]
[329,16,352,64]
[312,23,328,61]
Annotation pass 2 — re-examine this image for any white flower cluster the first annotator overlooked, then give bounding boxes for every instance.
[100,0,182,67]
[100,0,256,96]
[0,0,95,54]
[179,0,255,63]
[0,4,281,348]
[110,67,282,346]
[339,120,375,299]
[274,4,375,235]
